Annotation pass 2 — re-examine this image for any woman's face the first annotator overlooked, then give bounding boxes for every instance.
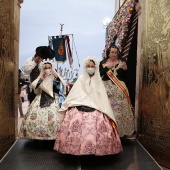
[86,61,96,76]
[86,61,95,69]
[44,63,52,75]
[109,48,118,61]
[44,63,52,70]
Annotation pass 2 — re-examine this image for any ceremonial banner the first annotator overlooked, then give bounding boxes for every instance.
[65,35,73,67]
[52,36,66,62]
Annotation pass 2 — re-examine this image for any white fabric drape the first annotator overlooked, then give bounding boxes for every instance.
[31,60,66,97]
[59,56,116,122]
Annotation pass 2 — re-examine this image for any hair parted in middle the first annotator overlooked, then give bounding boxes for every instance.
[106,44,120,59]
[88,60,95,65]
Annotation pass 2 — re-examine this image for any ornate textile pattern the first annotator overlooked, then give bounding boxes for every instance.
[103,80,134,137]
[54,107,123,155]
[140,0,170,163]
[19,94,62,140]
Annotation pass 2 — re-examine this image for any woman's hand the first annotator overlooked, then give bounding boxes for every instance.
[106,62,115,69]
[40,73,46,80]
[51,69,58,78]
[120,62,127,70]
[34,56,42,63]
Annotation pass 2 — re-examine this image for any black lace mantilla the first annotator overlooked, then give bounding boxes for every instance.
[40,91,55,108]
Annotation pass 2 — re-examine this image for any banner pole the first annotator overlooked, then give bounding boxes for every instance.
[59,23,64,38]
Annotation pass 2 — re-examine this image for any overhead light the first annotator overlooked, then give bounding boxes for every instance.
[102,18,111,26]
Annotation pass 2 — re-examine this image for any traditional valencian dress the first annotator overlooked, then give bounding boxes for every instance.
[54,56,123,155]
[19,60,66,140]
[99,58,134,137]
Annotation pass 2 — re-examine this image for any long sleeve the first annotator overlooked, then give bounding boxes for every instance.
[99,59,110,81]
[31,76,41,95]
[99,61,109,77]
[35,79,43,89]
[22,57,37,74]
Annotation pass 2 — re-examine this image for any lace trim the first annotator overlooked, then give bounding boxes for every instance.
[40,91,55,108]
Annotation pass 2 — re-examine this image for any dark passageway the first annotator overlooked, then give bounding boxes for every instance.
[0,139,162,170]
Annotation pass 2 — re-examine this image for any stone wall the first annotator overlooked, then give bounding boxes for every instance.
[0,0,22,159]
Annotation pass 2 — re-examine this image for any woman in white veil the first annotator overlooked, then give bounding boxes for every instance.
[54,56,122,155]
[19,59,66,140]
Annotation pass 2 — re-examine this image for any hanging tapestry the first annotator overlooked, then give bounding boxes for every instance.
[52,36,67,62]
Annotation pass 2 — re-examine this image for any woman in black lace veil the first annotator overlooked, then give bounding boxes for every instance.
[19,59,66,140]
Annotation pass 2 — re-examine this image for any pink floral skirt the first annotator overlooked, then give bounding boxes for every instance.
[54,107,123,155]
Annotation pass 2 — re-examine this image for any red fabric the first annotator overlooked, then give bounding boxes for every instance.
[65,35,73,67]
